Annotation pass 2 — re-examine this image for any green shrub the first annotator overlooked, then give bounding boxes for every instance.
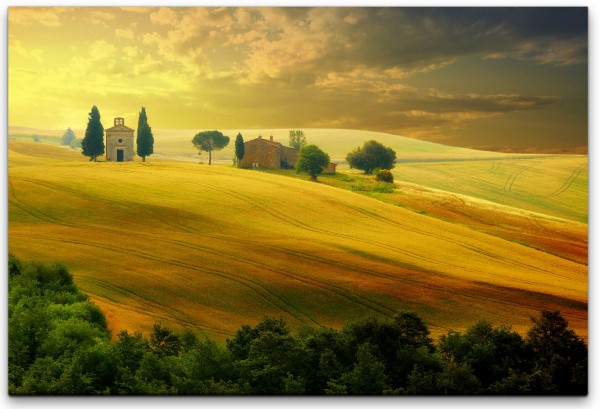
[375,169,394,183]
[372,184,395,193]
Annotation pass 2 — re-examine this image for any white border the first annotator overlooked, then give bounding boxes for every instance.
[2,1,596,408]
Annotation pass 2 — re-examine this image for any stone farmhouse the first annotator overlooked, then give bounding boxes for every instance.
[238,135,336,174]
[105,118,134,162]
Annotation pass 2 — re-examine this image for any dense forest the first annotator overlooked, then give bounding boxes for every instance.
[8,255,587,395]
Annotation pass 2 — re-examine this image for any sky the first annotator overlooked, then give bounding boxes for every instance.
[7,6,588,152]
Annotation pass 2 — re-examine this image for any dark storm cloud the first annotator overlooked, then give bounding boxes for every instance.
[324,7,588,71]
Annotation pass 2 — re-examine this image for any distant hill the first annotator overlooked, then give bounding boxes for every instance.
[151,128,518,163]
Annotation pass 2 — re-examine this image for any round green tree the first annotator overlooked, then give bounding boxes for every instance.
[296,144,330,181]
[346,140,396,174]
[81,106,105,162]
[192,131,230,165]
[136,107,154,162]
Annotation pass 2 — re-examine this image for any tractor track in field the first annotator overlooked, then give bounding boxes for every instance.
[79,279,236,337]
[343,197,575,278]
[180,178,476,274]
[15,173,579,289]
[15,177,202,235]
[8,180,80,227]
[10,176,400,321]
[506,163,587,199]
[10,176,419,320]
[546,164,588,197]
[10,231,322,328]
[10,168,586,331]
[503,162,540,193]
[547,164,587,198]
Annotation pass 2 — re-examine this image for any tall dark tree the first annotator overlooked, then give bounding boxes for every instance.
[136,107,154,163]
[296,144,330,181]
[81,106,104,162]
[346,140,396,174]
[526,310,588,394]
[192,131,230,165]
[289,130,307,150]
[61,127,76,146]
[234,132,245,165]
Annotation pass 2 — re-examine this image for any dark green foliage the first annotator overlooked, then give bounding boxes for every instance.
[375,168,394,183]
[9,253,22,278]
[192,130,230,165]
[8,257,111,395]
[234,132,245,164]
[8,257,588,396]
[346,140,397,174]
[289,130,307,150]
[136,107,154,162]
[149,323,181,356]
[61,127,76,145]
[81,105,104,162]
[526,310,588,395]
[296,144,330,181]
[439,321,528,392]
[339,343,390,394]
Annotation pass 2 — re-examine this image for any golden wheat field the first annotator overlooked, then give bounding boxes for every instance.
[7,139,587,341]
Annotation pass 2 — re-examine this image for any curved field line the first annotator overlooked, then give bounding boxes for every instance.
[16,173,578,284]
[503,162,539,193]
[80,280,235,337]
[10,231,322,328]
[11,169,585,324]
[547,164,587,198]
[166,173,579,281]
[9,177,402,319]
[178,177,469,273]
[345,199,575,277]
[508,163,587,199]
[9,180,79,227]
[16,177,200,234]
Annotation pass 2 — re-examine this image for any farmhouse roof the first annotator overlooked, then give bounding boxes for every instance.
[246,137,300,151]
[247,137,282,147]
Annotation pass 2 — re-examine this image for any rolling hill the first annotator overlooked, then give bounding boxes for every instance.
[7,140,587,341]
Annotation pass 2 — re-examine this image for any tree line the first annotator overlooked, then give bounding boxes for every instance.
[71,109,397,181]
[9,256,587,395]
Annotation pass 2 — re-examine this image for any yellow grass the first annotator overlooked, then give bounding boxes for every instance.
[8,140,587,342]
[392,157,588,223]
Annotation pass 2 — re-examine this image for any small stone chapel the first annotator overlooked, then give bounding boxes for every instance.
[105,118,135,162]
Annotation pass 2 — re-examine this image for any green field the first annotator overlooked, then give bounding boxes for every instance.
[7,138,588,342]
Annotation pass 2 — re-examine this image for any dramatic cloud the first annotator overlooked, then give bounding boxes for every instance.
[8,7,588,151]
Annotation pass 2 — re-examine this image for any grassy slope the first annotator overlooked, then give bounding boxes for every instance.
[12,128,586,222]
[8,141,588,341]
[152,128,588,222]
[259,169,588,265]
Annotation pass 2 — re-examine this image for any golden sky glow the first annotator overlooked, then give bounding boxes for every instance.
[8,7,588,151]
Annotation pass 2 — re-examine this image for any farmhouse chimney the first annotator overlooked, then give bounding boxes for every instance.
[114,118,124,126]
[270,135,273,141]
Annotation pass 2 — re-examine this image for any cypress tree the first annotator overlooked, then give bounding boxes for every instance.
[81,106,105,162]
[234,132,245,165]
[136,107,154,163]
